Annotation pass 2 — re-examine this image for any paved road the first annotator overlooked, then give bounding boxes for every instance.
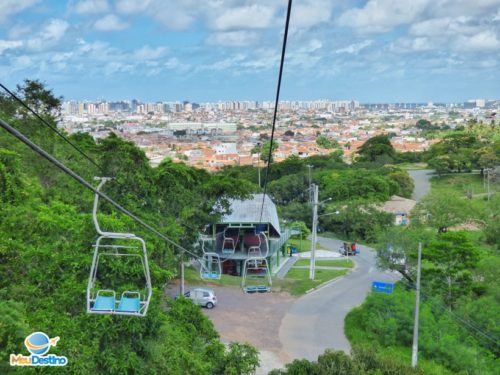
[279,236,399,361]
[407,169,433,201]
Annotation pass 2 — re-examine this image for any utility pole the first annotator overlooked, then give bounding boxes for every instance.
[487,168,491,201]
[306,165,313,204]
[258,160,261,188]
[309,184,319,280]
[180,252,185,295]
[412,242,422,368]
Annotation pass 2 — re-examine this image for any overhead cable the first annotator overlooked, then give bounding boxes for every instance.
[0,83,104,172]
[259,0,293,222]
[0,117,201,260]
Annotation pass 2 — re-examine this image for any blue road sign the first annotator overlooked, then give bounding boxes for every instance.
[372,281,394,294]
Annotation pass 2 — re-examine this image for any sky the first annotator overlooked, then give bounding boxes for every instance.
[0,0,499,103]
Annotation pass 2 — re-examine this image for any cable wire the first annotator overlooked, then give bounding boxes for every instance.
[332,245,500,348]
[401,278,500,348]
[0,82,104,172]
[0,117,202,261]
[259,0,293,223]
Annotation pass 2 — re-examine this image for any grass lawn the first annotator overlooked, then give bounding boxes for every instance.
[288,238,325,252]
[431,173,499,196]
[294,258,354,268]
[430,173,498,223]
[396,162,429,170]
[277,268,349,296]
[183,264,349,296]
[184,267,242,287]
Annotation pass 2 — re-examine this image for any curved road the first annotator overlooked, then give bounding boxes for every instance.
[277,170,432,362]
[279,237,399,360]
[407,169,433,201]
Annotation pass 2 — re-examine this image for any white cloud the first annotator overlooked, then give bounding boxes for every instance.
[207,31,259,47]
[291,0,333,29]
[198,54,247,72]
[74,0,109,14]
[8,24,32,39]
[494,9,500,21]
[0,40,23,54]
[211,4,275,30]
[409,17,482,38]
[116,0,197,31]
[94,14,129,31]
[115,0,152,14]
[26,19,69,51]
[458,30,500,51]
[307,39,323,52]
[338,0,430,34]
[0,0,39,24]
[133,45,168,60]
[335,40,373,54]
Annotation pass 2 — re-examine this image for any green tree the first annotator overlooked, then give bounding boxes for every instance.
[257,140,279,163]
[415,119,433,130]
[388,170,415,198]
[428,155,452,176]
[422,232,480,307]
[217,342,260,375]
[415,190,474,229]
[316,136,339,149]
[357,135,396,162]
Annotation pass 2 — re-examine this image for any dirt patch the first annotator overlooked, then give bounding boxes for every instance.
[449,221,483,231]
[166,281,296,366]
[203,285,296,354]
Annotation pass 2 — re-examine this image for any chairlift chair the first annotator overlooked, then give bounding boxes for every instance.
[87,177,152,317]
[200,252,222,280]
[245,232,262,257]
[222,228,238,255]
[241,257,272,293]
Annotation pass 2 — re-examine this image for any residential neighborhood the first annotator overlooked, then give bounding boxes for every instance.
[60,99,498,170]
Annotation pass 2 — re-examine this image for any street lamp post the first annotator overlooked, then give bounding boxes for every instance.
[309,185,332,280]
[310,184,319,280]
[306,165,313,203]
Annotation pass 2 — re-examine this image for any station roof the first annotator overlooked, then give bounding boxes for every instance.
[220,194,281,236]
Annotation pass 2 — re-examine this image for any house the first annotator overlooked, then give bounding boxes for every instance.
[379,195,417,225]
[202,194,292,276]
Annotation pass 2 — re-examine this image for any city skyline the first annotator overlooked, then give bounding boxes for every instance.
[1,1,499,102]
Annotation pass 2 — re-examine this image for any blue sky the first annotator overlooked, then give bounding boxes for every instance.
[0,0,499,102]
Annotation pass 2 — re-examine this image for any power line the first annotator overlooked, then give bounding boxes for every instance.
[348,249,499,348]
[390,274,500,348]
[259,0,292,222]
[0,82,104,172]
[0,82,213,239]
[0,117,202,262]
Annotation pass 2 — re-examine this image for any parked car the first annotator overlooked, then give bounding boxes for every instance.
[181,288,217,309]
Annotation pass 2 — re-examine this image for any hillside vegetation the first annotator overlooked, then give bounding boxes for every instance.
[0,81,259,374]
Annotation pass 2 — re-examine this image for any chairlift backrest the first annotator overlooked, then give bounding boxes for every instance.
[87,177,152,317]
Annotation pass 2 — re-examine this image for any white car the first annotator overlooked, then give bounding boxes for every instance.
[183,288,217,309]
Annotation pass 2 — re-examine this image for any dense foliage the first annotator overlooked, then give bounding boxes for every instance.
[269,347,423,375]
[425,126,500,175]
[0,81,259,374]
[346,282,499,375]
[223,144,414,241]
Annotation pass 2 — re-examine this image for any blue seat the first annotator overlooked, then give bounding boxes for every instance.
[257,285,270,293]
[202,271,219,279]
[244,286,258,293]
[117,293,141,313]
[92,291,116,311]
